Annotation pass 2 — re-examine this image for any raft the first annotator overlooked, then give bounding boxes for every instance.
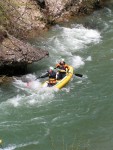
[42,66,74,89]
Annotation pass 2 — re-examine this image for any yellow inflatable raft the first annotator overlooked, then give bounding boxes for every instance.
[42,66,74,89]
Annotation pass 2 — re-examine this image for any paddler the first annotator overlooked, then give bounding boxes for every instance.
[39,66,57,87]
[55,59,70,79]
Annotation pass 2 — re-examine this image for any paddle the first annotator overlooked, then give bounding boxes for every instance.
[36,72,83,79]
[74,73,83,77]
[54,67,83,78]
[26,69,83,88]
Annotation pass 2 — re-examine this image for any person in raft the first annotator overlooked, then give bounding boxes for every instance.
[55,58,70,80]
[39,66,57,87]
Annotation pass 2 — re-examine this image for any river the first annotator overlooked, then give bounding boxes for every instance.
[0,2,113,150]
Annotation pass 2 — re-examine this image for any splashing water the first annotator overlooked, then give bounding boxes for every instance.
[10,24,101,108]
[3,141,39,150]
[71,55,85,69]
[46,24,101,56]
[6,75,59,107]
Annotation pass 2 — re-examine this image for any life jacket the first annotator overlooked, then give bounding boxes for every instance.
[48,71,56,84]
[56,63,69,72]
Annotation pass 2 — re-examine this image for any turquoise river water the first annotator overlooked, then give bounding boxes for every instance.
[0,2,113,150]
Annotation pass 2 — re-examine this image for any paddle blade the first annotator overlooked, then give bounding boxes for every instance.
[74,73,83,77]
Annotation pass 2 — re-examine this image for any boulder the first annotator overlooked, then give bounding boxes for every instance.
[0,31,49,75]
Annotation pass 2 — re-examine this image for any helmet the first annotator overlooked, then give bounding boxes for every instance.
[49,66,54,70]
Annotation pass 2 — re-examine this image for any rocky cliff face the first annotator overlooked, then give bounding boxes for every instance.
[0,0,104,37]
[44,0,103,22]
[0,0,49,76]
[0,0,47,38]
[0,27,48,75]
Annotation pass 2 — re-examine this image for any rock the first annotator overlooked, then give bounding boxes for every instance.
[45,0,71,16]
[0,30,49,75]
[36,0,46,9]
[0,0,105,38]
[0,75,13,84]
[0,26,8,42]
[0,35,48,65]
[44,0,104,23]
[0,0,48,38]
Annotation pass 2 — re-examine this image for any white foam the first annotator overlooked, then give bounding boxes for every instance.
[3,141,39,150]
[1,78,58,107]
[71,55,85,69]
[85,56,92,61]
[25,74,36,81]
[44,24,101,71]
[13,75,41,91]
[61,87,70,93]
[2,145,15,150]
[76,80,83,84]
[49,24,101,56]
[8,94,23,107]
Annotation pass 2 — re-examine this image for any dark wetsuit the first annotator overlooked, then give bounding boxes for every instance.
[56,62,69,80]
[40,70,56,87]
